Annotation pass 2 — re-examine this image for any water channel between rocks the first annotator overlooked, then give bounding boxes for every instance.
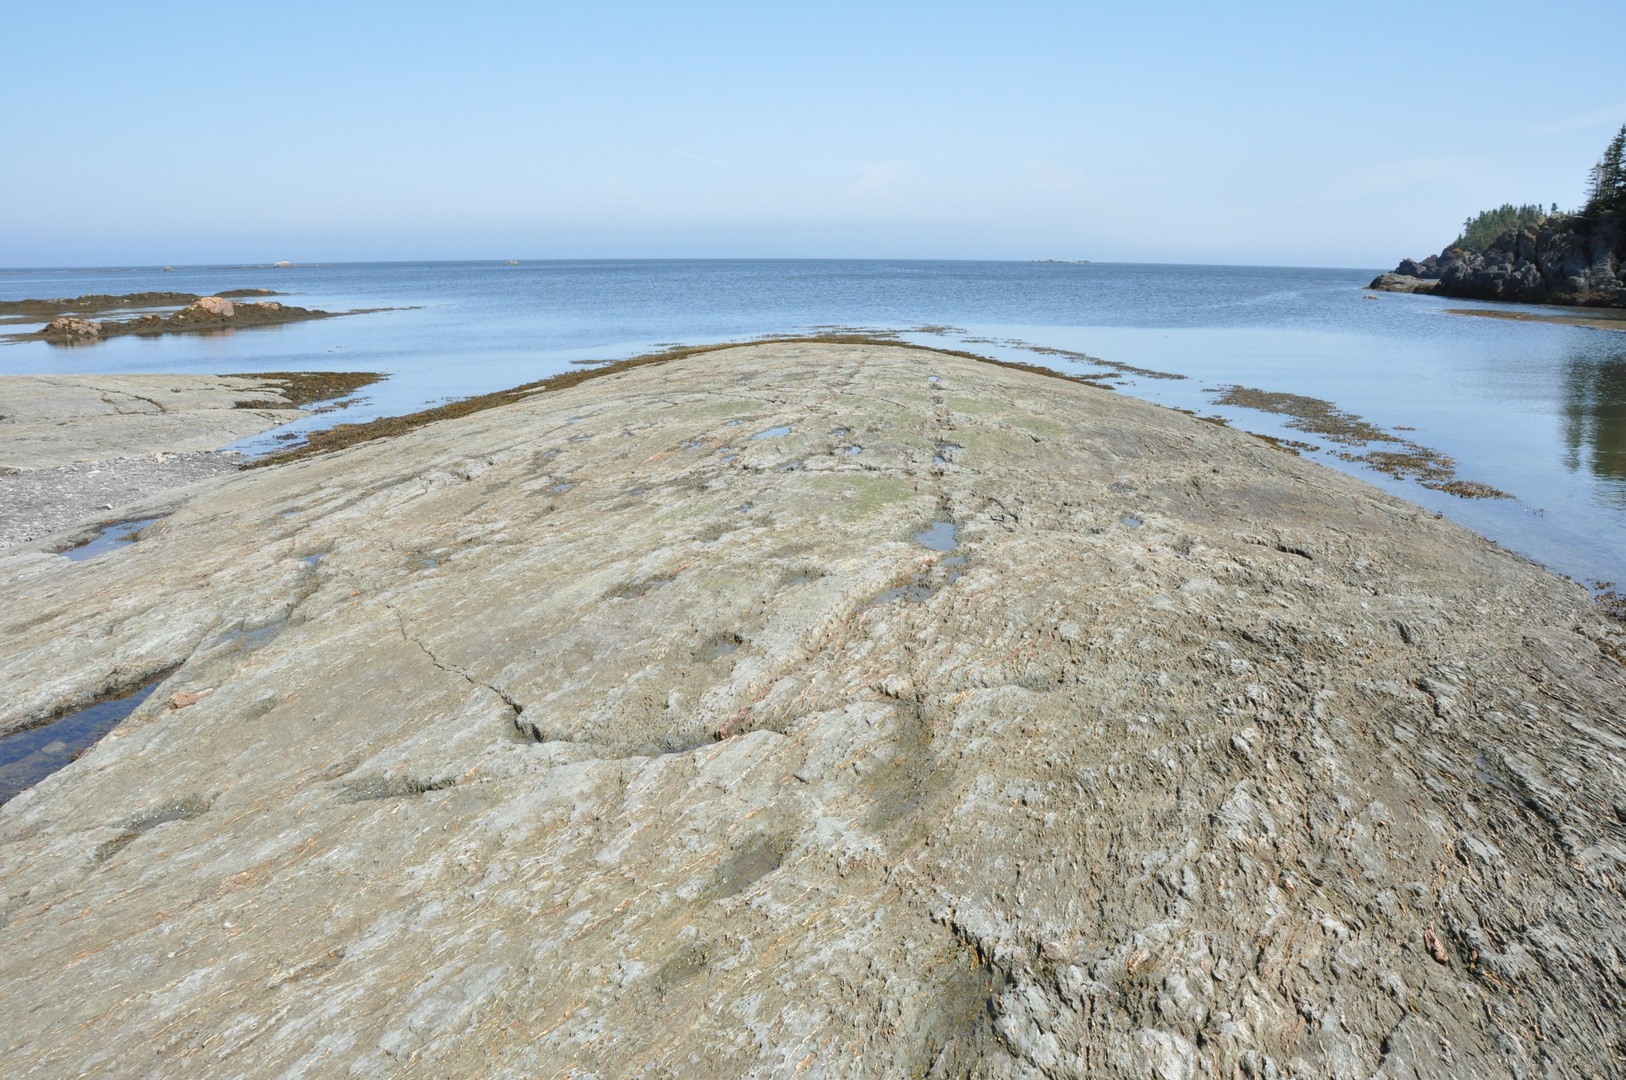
[0,680,165,805]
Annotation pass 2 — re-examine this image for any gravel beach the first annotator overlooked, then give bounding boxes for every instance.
[0,372,376,551]
[0,451,243,550]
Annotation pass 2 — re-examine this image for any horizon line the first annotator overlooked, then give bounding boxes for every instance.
[0,256,1387,275]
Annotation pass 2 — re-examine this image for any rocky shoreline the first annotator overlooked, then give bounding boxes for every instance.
[1371,213,1624,307]
[0,372,381,550]
[2,342,1623,1077]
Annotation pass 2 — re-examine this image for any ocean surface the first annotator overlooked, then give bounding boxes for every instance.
[2,260,1622,590]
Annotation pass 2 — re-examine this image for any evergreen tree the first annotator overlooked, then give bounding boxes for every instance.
[1584,124,1626,216]
[1453,203,1548,252]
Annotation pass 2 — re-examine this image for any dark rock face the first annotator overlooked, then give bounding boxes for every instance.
[1373,216,1625,307]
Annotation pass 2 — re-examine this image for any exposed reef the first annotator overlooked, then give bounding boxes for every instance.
[1,343,1623,1078]
[1213,386,1513,498]
[30,296,334,344]
[0,288,279,323]
[0,289,393,344]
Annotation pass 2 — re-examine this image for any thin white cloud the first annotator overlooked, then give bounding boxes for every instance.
[1311,155,1494,203]
[672,149,731,167]
[1023,159,1084,191]
[851,162,904,194]
[1535,104,1626,133]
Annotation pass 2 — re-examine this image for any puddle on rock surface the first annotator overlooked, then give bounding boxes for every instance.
[1123,516,1143,528]
[0,679,167,804]
[845,445,863,455]
[916,521,958,551]
[868,522,966,608]
[752,425,794,439]
[63,518,161,562]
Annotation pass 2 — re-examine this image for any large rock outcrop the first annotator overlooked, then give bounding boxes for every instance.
[1372,215,1625,307]
[2,343,1625,1078]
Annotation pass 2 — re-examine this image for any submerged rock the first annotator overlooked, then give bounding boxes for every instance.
[0,343,1623,1078]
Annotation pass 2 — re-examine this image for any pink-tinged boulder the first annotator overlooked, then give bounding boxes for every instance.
[189,296,235,317]
[42,317,102,339]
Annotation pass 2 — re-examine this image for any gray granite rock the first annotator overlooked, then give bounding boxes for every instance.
[1,343,1623,1078]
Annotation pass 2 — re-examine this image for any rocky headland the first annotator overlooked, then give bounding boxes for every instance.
[1370,214,1624,307]
[2,343,1625,1078]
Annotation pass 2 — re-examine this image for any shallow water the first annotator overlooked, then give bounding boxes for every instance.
[916,521,959,552]
[2,260,1621,586]
[0,680,163,804]
[63,518,159,561]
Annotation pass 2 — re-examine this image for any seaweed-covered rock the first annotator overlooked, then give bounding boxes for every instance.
[23,296,339,344]
[188,296,235,317]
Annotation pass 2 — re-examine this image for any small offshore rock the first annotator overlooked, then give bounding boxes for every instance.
[43,317,101,339]
[188,296,235,317]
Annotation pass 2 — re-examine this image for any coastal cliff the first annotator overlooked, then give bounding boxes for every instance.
[2,343,1625,1078]
[1371,213,1625,307]
[1372,125,1626,308]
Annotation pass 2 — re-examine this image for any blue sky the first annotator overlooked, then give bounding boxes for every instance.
[3,1,1622,268]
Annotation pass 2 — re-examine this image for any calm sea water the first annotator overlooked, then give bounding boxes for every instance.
[2,260,1621,588]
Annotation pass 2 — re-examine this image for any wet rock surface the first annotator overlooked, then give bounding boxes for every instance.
[0,343,1624,1078]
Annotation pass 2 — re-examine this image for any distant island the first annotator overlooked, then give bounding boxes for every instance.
[1371,125,1624,308]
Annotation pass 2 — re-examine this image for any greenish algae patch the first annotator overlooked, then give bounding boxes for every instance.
[807,473,916,521]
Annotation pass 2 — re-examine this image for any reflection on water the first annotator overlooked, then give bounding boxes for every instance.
[1562,349,1626,503]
